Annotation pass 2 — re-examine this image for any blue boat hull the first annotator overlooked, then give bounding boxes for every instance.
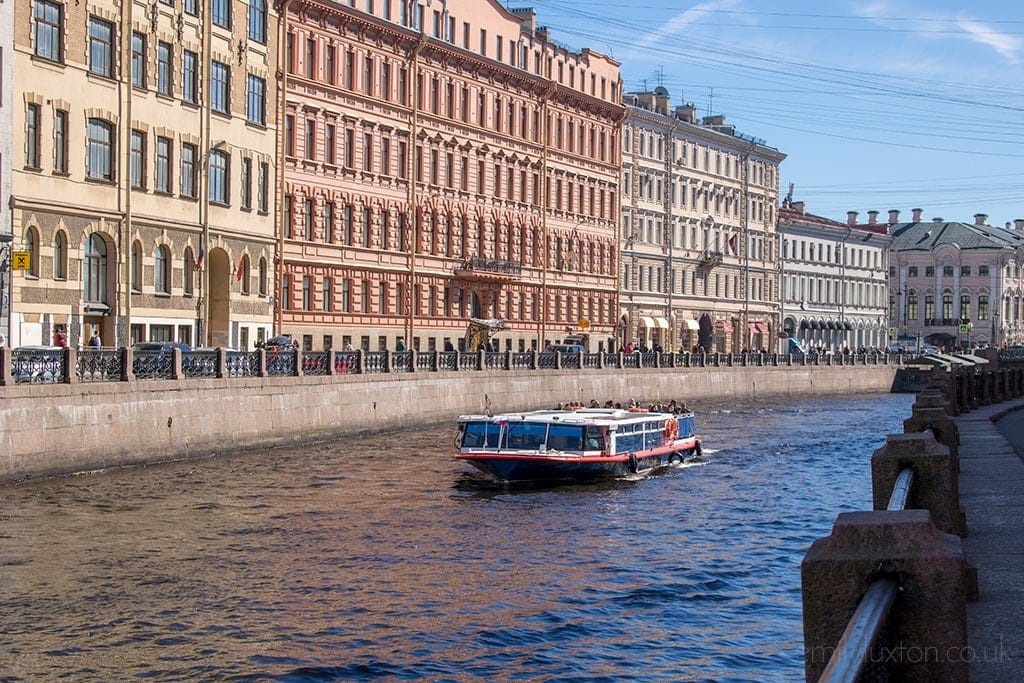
[456,439,702,484]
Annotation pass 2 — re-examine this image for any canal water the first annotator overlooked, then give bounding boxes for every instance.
[0,392,915,681]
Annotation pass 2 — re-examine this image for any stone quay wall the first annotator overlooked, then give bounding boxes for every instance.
[0,365,897,484]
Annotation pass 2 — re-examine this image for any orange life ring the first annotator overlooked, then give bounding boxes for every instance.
[664,418,679,440]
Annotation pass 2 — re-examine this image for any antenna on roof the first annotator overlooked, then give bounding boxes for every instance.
[784,182,794,207]
[708,87,714,117]
[656,65,664,88]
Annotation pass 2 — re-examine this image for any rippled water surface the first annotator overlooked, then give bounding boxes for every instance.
[0,393,915,681]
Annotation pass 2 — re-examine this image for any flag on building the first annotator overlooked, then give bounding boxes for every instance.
[235,256,245,281]
[195,248,205,271]
[728,234,737,254]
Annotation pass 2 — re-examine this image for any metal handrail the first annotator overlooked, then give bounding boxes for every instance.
[819,578,900,683]
[819,465,914,682]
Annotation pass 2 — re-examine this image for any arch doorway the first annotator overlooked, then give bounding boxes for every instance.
[208,248,231,347]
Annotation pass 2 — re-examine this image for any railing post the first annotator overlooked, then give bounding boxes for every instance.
[0,348,9,385]
[121,347,134,382]
[409,349,417,373]
[326,350,336,375]
[257,348,268,377]
[63,347,77,384]
[802,510,968,682]
[295,349,304,377]
[871,431,965,537]
[216,347,227,378]
[171,347,183,380]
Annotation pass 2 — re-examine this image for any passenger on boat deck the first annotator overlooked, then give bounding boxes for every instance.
[628,397,638,408]
[556,402,564,409]
[614,402,623,409]
[589,399,600,408]
[604,400,614,408]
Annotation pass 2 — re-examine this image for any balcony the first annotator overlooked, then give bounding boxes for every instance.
[697,250,724,270]
[453,257,523,282]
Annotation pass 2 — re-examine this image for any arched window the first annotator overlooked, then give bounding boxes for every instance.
[83,233,108,303]
[240,255,251,295]
[258,257,268,296]
[154,245,170,293]
[53,231,67,280]
[131,241,143,291]
[183,247,195,295]
[25,228,39,277]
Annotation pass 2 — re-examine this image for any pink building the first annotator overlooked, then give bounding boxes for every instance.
[277,1,623,353]
[888,210,1024,350]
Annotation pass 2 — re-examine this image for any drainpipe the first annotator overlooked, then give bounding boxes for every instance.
[120,0,134,348]
[274,0,295,338]
[665,119,678,352]
[406,33,427,346]
[538,67,555,349]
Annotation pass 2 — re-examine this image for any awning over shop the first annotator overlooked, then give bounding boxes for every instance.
[654,317,669,329]
[748,322,768,334]
[682,319,699,331]
[640,316,656,328]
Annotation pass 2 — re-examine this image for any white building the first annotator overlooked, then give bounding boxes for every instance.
[779,200,891,352]
[622,87,785,353]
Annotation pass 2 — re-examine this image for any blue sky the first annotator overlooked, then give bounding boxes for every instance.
[522,0,1024,228]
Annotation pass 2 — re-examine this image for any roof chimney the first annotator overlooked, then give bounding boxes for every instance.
[867,210,879,225]
[932,217,944,223]
[792,201,805,214]
[1015,219,1024,231]
[974,213,988,226]
[888,209,901,224]
[847,211,859,225]
[911,208,923,222]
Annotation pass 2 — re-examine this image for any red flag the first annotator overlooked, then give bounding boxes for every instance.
[728,234,737,254]
[235,256,245,281]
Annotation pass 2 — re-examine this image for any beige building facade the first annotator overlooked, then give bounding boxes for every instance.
[621,88,785,353]
[10,0,278,349]
[277,0,623,353]
[1,0,13,346]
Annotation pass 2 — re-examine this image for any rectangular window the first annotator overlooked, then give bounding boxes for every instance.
[325,124,336,165]
[324,201,335,242]
[182,50,199,104]
[284,115,294,156]
[240,157,252,209]
[131,32,146,87]
[381,138,390,176]
[26,103,41,169]
[397,141,407,179]
[306,119,316,160]
[258,161,269,213]
[157,42,173,96]
[246,74,266,125]
[305,37,315,79]
[53,109,68,173]
[325,44,335,85]
[212,0,231,28]
[183,0,197,15]
[211,61,230,114]
[208,149,229,204]
[283,196,293,238]
[89,17,115,78]
[304,198,314,240]
[248,0,267,43]
[130,130,145,188]
[155,136,171,193]
[345,129,355,167]
[181,143,197,197]
[322,278,332,312]
[33,0,63,62]
[87,119,114,181]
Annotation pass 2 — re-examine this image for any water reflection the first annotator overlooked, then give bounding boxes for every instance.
[0,393,914,681]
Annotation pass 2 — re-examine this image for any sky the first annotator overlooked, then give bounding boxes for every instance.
[520,0,1024,228]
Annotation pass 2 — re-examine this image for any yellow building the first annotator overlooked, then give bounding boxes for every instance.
[11,0,278,348]
[277,1,623,352]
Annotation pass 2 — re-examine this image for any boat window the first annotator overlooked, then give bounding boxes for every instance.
[677,414,695,438]
[547,424,584,451]
[462,421,500,448]
[505,422,547,450]
[584,426,604,451]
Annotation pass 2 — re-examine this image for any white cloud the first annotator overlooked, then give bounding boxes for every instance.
[636,0,743,50]
[956,18,1022,63]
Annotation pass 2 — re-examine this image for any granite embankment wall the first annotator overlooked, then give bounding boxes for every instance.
[0,365,897,483]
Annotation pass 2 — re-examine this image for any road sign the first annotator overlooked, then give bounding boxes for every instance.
[11,251,30,270]
[959,324,972,334]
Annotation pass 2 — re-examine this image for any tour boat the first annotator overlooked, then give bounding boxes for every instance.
[454,407,703,484]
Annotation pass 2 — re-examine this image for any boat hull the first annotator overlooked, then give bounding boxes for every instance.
[456,437,702,484]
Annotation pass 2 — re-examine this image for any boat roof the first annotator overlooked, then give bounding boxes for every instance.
[457,408,692,426]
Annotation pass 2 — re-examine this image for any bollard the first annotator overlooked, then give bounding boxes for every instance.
[871,432,965,537]
[903,389,959,461]
[802,510,968,683]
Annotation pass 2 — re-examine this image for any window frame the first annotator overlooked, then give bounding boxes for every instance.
[87,118,115,182]
[88,17,115,78]
[33,0,64,62]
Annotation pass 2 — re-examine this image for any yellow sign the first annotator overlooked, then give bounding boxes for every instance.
[11,251,31,270]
